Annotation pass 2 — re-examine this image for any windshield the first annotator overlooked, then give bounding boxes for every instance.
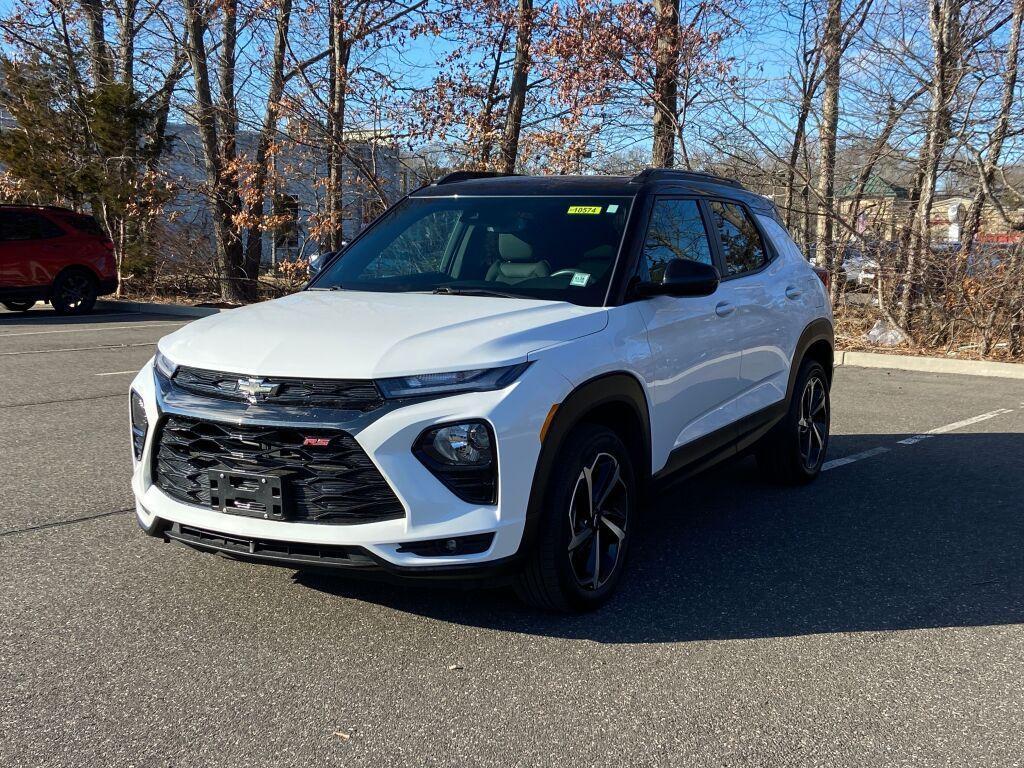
[310,195,633,306]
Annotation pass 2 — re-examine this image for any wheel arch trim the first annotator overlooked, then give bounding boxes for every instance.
[517,371,652,559]
[786,318,834,401]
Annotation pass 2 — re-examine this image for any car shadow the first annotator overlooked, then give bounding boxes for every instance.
[0,307,179,324]
[296,431,1024,643]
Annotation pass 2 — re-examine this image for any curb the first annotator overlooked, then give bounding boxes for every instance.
[95,300,226,318]
[836,350,1024,380]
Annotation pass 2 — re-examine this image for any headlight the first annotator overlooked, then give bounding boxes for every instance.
[414,421,497,504]
[377,362,530,399]
[428,422,492,465]
[154,350,177,379]
[130,390,148,461]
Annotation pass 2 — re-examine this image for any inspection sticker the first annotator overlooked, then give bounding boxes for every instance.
[567,205,602,215]
[570,272,591,287]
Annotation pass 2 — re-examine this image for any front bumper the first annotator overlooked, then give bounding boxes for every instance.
[156,519,519,583]
[130,359,570,574]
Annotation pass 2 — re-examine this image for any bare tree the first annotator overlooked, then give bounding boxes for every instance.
[651,0,680,167]
[498,0,534,172]
[182,0,247,302]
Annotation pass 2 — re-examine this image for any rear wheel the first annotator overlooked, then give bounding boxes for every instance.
[756,359,830,484]
[514,424,636,612]
[2,300,34,312]
[51,269,98,315]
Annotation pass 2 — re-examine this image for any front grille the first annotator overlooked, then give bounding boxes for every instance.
[171,366,384,411]
[153,415,405,525]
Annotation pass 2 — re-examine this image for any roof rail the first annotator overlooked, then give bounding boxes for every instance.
[630,168,742,189]
[433,170,518,185]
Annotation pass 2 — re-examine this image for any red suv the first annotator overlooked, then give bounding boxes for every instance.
[0,205,117,314]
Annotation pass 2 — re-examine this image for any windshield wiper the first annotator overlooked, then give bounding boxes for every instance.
[307,284,344,291]
[432,286,519,299]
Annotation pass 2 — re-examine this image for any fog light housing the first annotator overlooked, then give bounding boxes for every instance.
[130,390,148,461]
[397,532,495,557]
[414,421,497,504]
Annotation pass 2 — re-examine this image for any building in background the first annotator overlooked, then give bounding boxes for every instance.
[163,124,406,266]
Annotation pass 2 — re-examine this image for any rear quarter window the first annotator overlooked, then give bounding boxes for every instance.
[56,214,107,237]
[708,201,769,277]
[756,215,805,262]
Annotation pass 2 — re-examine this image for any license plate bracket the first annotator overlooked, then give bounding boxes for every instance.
[208,470,287,520]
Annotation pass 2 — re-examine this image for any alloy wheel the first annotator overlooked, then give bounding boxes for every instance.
[797,375,829,470]
[56,274,93,310]
[567,451,629,591]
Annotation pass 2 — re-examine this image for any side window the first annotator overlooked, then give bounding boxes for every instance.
[640,198,713,282]
[0,212,15,241]
[709,201,769,276]
[33,214,64,239]
[0,212,63,241]
[360,210,460,278]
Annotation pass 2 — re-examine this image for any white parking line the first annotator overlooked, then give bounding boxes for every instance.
[0,342,155,356]
[0,322,183,337]
[822,446,890,471]
[827,407,1015,470]
[95,370,138,377]
[897,408,1014,444]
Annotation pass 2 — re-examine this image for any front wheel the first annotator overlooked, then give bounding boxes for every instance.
[756,359,831,484]
[514,424,636,612]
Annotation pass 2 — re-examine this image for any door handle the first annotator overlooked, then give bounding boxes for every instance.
[785,285,803,300]
[715,301,735,317]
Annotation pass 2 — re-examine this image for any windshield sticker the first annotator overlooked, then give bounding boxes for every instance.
[606,204,619,213]
[567,205,602,215]
[570,272,591,287]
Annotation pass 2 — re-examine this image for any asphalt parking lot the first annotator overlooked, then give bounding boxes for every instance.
[2,305,1023,767]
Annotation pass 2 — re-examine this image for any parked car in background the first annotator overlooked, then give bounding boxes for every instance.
[130,169,833,612]
[0,205,116,314]
[840,246,879,289]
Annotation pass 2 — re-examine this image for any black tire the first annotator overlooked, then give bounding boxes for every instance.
[756,359,830,484]
[2,300,35,312]
[51,269,98,315]
[514,423,636,612]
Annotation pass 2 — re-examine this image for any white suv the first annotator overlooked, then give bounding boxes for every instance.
[129,169,833,611]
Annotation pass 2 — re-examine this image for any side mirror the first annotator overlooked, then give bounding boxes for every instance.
[634,259,720,298]
[308,250,338,276]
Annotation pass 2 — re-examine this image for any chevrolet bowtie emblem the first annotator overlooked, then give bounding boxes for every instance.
[237,377,278,404]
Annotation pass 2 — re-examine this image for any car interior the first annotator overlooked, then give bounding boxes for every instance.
[319,197,632,305]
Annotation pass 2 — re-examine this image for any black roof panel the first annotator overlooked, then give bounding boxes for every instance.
[410,170,779,217]
[413,174,637,197]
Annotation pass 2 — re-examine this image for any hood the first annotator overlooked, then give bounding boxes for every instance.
[157,290,608,379]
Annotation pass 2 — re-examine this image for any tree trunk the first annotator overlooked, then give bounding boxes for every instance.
[499,0,533,174]
[327,0,351,252]
[958,0,1023,264]
[183,0,246,304]
[898,0,963,331]
[814,0,841,303]
[478,26,509,167]
[118,0,137,86]
[783,0,821,229]
[244,0,293,282]
[651,0,679,167]
[785,88,814,230]
[78,0,113,85]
